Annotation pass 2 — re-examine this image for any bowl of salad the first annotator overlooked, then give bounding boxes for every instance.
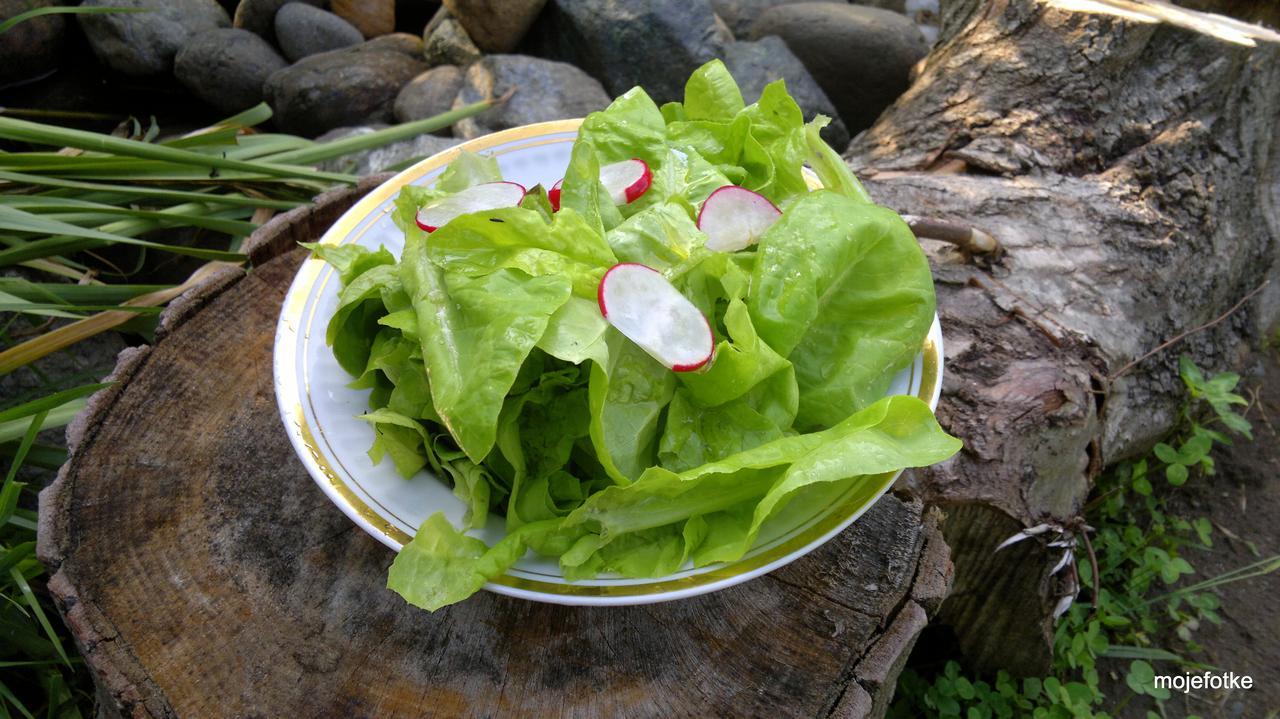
[273,61,961,610]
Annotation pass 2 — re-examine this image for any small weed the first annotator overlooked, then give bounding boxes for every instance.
[890,357,1276,718]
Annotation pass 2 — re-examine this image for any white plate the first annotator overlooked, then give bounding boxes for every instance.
[273,120,945,606]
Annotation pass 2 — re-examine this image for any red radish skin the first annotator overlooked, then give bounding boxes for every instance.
[599,159,652,205]
[549,179,563,212]
[697,185,782,252]
[597,263,715,372]
[415,181,526,232]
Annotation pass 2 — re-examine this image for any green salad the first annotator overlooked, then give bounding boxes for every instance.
[307,60,961,611]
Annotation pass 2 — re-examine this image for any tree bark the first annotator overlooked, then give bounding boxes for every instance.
[37,179,952,718]
[847,0,1280,673]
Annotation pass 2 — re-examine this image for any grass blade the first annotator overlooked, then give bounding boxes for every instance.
[0,302,159,314]
[0,442,65,470]
[0,116,355,183]
[0,384,108,424]
[0,280,168,305]
[8,567,70,666]
[0,678,35,719]
[0,291,81,319]
[0,5,145,34]
[0,170,302,209]
[0,261,240,374]
[263,99,496,165]
[0,399,83,445]
[1,409,45,526]
[0,205,246,264]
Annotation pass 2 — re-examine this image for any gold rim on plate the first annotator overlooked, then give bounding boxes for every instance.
[274,119,943,600]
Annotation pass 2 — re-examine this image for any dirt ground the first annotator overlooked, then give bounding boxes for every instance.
[1109,350,1280,719]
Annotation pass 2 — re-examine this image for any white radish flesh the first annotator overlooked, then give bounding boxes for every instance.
[697,185,782,252]
[415,181,526,232]
[597,263,714,372]
[599,159,652,205]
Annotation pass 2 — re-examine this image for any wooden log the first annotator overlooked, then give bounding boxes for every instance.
[37,178,952,718]
[847,0,1280,673]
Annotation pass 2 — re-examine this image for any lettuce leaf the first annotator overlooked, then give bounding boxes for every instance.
[308,60,961,613]
[401,233,572,462]
[749,191,937,428]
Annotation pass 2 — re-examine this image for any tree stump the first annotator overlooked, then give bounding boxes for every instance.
[37,179,952,718]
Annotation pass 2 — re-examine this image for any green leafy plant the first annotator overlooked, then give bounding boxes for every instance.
[890,356,1278,719]
[0,99,495,716]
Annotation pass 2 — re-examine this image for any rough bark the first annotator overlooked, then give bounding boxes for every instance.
[37,182,952,718]
[847,0,1280,673]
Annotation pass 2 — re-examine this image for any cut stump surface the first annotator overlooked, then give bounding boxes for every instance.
[38,180,951,719]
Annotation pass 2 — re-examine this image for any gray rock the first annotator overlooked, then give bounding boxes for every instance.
[233,0,323,42]
[534,0,726,105]
[275,3,363,61]
[749,3,927,133]
[0,0,66,87]
[264,37,427,137]
[394,66,465,126]
[722,36,849,150]
[452,55,610,140]
[442,0,546,53]
[78,0,230,77]
[710,0,838,39]
[316,125,463,175]
[175,28,288,114]
[423,8,482,67]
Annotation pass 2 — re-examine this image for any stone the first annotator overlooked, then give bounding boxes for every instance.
[721,36,850,150]
[78,0,229,77]
[264,38,428,137]
[709,0,839,39]
[0,0,66,87]
[442,0,546,53]
[533,0,726,105]
[422,8,482,67]
[275,3,363,61]
[232,0,323,42]
[394,66,466,126]
[316,125,463,175]
[452,55,610,140]
[331,0,395,38]
[175,28,288,114]
[749,3,927,133]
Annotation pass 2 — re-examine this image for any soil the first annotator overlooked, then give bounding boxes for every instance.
[1108,349,1280,719]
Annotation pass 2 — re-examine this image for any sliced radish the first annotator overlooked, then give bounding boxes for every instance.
[415,181,526,232]
[597,263,714,372]
[599,158,651,205]
[697,185,782,252]
[548,178,563,212]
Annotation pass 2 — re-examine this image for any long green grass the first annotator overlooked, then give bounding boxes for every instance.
[0,96,492,717]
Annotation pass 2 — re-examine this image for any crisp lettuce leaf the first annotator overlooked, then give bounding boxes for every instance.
[536,296,610,367]
[682,60,746,122]
[605,201,704,271]
[421,205,616,298]
[749,191,936,428]
[388,514,559,611]
[564,395,960,570]
[310,61,960,613]
[437,149,502,193]
[587,330,676,484]
[302,242,395,286]
[401,234,572,462]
